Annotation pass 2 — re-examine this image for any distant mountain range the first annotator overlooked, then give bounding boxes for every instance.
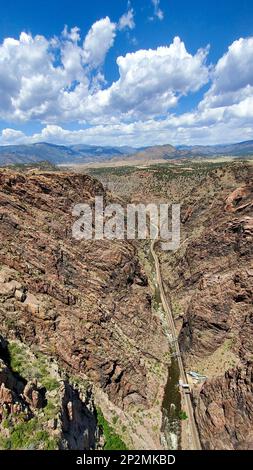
[177,140,253,156]
[0,140,253,166]
[0,142,136,166]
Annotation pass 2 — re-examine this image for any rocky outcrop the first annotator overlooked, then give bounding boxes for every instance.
[159,163,253,449]
[23,380,45,410]
[60,383,97,450]
[194,362,253,449]
[178,179,253,363]
[0,170,167,413]
[225,185,253,212]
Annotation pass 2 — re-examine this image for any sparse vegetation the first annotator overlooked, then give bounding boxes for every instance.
[171,299,183,318]
[0,341,61,450]
[96,408,127,450]
[8,342,28,377]
[0,417,59,450]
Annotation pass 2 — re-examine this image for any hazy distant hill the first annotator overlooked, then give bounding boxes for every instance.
[70,144,135,156]
[0,143,80,166]
[0,142,136,166]
[177,140,253,156]
[117,140,253,163]
[123,144,183,161]
[0,140,252,167]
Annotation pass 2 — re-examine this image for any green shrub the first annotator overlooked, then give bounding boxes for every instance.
[0,418,59,450]
[41,377,59,391]
[96,408,127,450]
[8,342,25,375]
[179,410,188,420]
[112,415,118,425]
[2,419,10,429]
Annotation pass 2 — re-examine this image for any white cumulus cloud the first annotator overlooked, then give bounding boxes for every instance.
[0,31,210,124]
[83,17,116,68]
[0,18,116,123]
[90,37,209,120]
[0,128,27,145]
[200,37,253,111]
[1,21,253,147]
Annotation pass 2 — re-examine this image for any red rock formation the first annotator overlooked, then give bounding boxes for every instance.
[225,186,252,212]
[0,170,166,409]
[160,163,253,449]
[194,363,253,449]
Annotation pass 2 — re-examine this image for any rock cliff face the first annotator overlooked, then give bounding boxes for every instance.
[159,163,253,449]
[194,363,253,449]
[60,382,97,450]
[0,169,167,449]
[0,335,98,450]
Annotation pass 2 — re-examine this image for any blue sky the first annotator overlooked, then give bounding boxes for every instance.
[0,0,253,146]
